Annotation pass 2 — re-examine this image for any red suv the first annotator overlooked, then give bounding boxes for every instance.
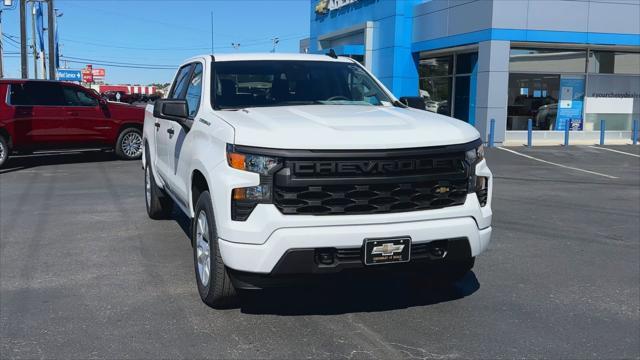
[0,80,145,167]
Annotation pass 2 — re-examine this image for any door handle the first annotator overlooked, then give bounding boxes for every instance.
[67,111,79,116]
[167,128,175,135]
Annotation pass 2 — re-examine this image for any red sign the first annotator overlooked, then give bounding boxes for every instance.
[92,69,105,77]
[82,70,94,83]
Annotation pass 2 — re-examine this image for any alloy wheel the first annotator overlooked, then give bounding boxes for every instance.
[0,141,5,164]
[196,211,211,287]
[122,132,143,158]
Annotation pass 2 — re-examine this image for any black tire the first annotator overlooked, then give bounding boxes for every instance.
[192,191,237,308]
[0,135,8,168]
[115,127,143,160]
[144,154,173,220]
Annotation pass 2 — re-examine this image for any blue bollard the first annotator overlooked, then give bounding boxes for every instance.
[527,118,532,147]
[600,119,605,145]
[633,119,639,145]
[488,118,495,148]
[564,119,570,147]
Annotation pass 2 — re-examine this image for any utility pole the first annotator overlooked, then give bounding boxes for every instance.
[47,0,54,79]
[20,0,27,78]
[0,9,4,78]
[271,37,279,53]
[30,1,37,79]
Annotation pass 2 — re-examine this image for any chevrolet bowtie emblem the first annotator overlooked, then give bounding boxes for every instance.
[371,243,404,256]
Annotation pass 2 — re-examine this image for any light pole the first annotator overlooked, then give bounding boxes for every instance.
[270,37,279,53]
[30,1,38,78]
[20,0,27,78]
[0,9,4,78]
[231,43,240,51]
[46,0,54,79]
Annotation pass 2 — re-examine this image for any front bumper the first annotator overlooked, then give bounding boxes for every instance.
[214,158,493,275]
[219,213,492,274]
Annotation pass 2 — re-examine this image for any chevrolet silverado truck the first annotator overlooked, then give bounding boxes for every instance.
[143,54,492,308]
[0,79,145,167]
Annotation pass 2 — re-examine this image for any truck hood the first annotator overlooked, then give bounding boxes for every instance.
[216,105,480,150]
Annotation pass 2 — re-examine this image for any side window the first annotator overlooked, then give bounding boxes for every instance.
[170,65,193,99]
[62,86,98,107]
[184,63,203,118]
[9,82,65,106]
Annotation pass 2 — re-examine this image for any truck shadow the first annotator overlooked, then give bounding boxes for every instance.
[0,151,118,175]
[239,271,480,315]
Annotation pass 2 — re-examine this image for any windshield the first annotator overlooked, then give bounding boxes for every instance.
[212,60,393,109]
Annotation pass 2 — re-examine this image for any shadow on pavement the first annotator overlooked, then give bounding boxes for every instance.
[0,151,119,175]
[239,271,480,316]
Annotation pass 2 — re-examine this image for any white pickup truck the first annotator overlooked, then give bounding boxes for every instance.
[143,53,492,308]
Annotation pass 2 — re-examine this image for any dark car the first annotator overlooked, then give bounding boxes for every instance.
[0,80,145,167]
[102,90,135,104]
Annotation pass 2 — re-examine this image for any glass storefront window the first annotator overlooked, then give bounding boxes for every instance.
[454,76,472,122]
[588,51,640,75]
[507,74,561,130]
[510,48,587,73]
[419,52,478,121]
[456,52,478,75]
[419,56,452,77]
[420,77,451,116]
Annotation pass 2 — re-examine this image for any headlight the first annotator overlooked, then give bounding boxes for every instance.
[227,145,281,221]
[227,145,281,175]
[465,143,484,165]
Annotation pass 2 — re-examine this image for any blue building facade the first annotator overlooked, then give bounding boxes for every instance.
[302,0,640,144]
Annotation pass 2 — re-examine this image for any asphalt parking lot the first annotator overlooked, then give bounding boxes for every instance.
[1,145,638,359]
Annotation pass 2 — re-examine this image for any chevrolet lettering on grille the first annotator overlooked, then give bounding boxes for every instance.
[292,158,457,176]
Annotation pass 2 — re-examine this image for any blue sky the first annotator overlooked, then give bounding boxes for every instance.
[1,0,310,84]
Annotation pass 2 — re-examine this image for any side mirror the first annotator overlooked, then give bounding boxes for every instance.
[399,96,426,111]
[154,99,192,129]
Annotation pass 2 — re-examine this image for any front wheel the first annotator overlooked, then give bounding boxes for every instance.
[115,128,143,160]
[193,191,237,308]
[0,136,8,168]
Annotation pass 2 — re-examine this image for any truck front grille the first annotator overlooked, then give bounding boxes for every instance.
[274,180,468,215]
[271,146,472,216]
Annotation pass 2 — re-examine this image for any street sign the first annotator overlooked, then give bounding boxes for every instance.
[56,69,82,82]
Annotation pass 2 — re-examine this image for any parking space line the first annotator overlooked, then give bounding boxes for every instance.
[497,147,619,179]
[587,146,640,158]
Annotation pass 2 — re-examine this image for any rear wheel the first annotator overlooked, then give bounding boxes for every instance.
[193,191,237,308]
[0,135,8,168]
[144,157,173,219]
[115,128,143,160]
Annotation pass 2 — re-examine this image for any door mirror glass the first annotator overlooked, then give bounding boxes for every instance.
[154,99,191,128]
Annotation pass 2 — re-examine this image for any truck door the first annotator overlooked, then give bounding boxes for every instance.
[8,82,68,149]
[155,64,193,188]
[167,62,203,200]
[60,84,112,146]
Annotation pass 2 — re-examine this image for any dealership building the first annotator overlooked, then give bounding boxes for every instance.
[301,0,640,144]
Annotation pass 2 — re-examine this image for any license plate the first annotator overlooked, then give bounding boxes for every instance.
[364,236,411,265]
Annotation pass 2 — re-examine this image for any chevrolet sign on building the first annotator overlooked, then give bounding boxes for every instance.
[315,0,358,15]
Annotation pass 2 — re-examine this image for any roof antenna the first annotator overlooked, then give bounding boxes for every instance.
[326,49,338,59]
